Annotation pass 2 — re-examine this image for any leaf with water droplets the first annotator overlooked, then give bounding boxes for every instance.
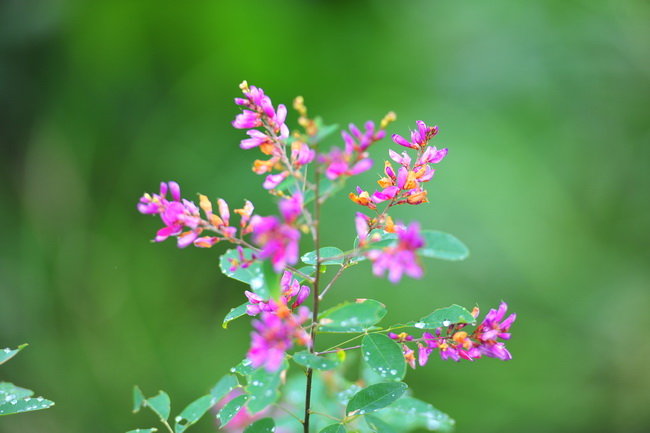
[126,429,158,433]
[409,304,475,330]
[217,394,248,427]
[0,396,55,416]
[146,391,171,421]
[0,344,27,366]
[210,374,239,402]
[346,382,407,416]
[0,382,33,401]
[219,248,270,298]
[319,423,346,433]
[244,417,276,433]
[231,358,255,377]
[301,247,345,266]
[292,351,341,371]
[419,230,469,261]
[245,363,286,414]
[377,397,455,432]
[319,299,387,333]
[223,303,250,329]
[362,334,406,382]
[174,394,216,433]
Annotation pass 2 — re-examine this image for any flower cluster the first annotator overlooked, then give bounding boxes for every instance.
[319,120,388,181]
[137,181,255,248]
[233,81,315,190]
[363,222,425,283]
[350,120,446,209]
[138,182,302,272]
[245,270,310,316]
[390,302,516,366]
[247,304,311,372]
[250,193,303,272]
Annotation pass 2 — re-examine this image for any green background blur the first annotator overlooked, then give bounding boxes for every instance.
[1,0,649,432]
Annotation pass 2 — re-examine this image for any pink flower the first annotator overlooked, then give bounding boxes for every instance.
[279,192,303,224]
[319,121,386,181]
[137,181,204,248]
[391,120,439,150]
[366,222,424,283]
[250,216,300,272]
[247,305,311,371]
[245,270,310,315]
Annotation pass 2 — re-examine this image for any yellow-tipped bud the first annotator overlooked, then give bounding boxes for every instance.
[380,111,397,129]
[239,80,249,91]
[198,194,212,215]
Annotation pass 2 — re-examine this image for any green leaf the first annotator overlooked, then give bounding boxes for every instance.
[346,382,408,416]
[244,418,276,433]
[219,248,270,298]
[309,119,339,145]
[361,334,406,382]
[292,351,341,371]
[0,382,34,401]
[319,299,387,333]
[245,364,285,413]
[146,391,171,421]
[230,358,255,377]
[365,415,399,433]
[210,374,239,402]
[411,304,475,330]
[379,397,455,432]
[133,386,146,413]
[222,303,250,329]
[419,231,469,261]
[217,394,248,427]
[301,247,345,266]
[0,344,27,366]
[126,429,158,433]
[174,394,216,433]
[0,396,55,416]
[319,423,346,433]
[295,266,317,283]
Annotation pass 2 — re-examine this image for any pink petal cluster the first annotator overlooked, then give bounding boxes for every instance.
[319,121,385,180]
[350,120,447,209]
[137,181,204,248]
[245,270,310,315]
[233,81,312,191]
[250,192,303,272]
[391,302,516,366]
[137,182,256,249]
[247,305,311,371]
[366,222,424,283]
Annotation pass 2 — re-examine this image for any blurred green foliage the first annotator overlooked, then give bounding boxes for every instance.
[1,0,649,432]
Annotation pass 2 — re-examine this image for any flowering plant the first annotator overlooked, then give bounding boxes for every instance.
[131,82,516,433]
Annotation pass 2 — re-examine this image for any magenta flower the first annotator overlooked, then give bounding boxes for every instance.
[411,302,516,364]
[137,181,204,248]
[250,215,300,272]
[391,120,439,150]
[319,121,385,181]
[366,222,425,283]
[245,270,310,315]
[247,306,311,371]
[279,192,303,224]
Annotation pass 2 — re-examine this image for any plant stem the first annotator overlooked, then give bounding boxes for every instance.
[303,157,322,433]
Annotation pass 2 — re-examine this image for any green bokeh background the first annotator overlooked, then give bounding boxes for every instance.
[1,0,649,432]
